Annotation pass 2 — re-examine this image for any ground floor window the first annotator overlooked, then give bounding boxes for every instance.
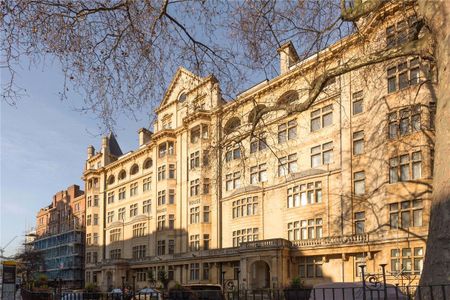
[190,263,200,280]
[135,269,147,282]
[391,247,424,274]
[298,256,323,278]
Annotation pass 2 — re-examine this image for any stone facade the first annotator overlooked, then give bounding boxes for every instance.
[83,3,435,291]
[34,185,85,288]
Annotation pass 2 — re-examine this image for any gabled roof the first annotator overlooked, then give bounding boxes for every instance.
[108,133,123,157]
[155,67,203,111]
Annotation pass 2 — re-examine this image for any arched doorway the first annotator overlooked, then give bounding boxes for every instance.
[250,260,270,289]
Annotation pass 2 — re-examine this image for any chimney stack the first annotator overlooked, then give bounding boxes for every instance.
[87,145,95,159]
[277,41,299,74]
[138,128,153,146]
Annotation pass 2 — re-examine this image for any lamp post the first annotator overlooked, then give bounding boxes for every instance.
[121,276,125,293]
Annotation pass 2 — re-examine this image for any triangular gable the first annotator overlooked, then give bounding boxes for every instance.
[156,67,203,111]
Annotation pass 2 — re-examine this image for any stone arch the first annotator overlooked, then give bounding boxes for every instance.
[277,90,299,105]
[130,163,139,176]
[224,117,241,135]
[143,158,153,169]
[118,169,126,181]
[248,104,267,123]
[249,260,270,289]
[107,175,115,185]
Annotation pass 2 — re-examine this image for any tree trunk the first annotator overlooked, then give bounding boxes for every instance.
[417,0,450,294]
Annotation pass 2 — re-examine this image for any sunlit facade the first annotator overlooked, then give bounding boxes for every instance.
[83,3,435,291]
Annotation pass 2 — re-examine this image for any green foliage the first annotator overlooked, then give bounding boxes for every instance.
[289,276,302,288]
[85,283,100,292]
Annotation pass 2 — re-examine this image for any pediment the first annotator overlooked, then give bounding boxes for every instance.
[156,67,204,111]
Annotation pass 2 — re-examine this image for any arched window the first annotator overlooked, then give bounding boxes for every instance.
[224,117,241,135]
[277,90,299,105]
[118,170,126,181]
[178,92,187,103]
[130,164,139,176]
[143,158,153,169]
[107,175,115,185]
[248,105,267,123]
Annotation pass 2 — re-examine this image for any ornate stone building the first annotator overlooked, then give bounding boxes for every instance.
[83,2,435,291]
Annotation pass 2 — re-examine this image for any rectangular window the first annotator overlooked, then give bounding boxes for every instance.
[278,120,297,143]
[191,126,201,144]
[225,172,241,191]
[311,142,333,167]
[203,206,210,223]
[110,229,121,242]
[157,240,166,255]
[203,234,210,250]
[190,234,200,251]
[232,196,258,218]
[225,145,241,162]
[354,211,365,234]
[129,204,138,217]
[298,257,323,278]
[168,214,175,230]
[86,214,92,226]
[287,182,322,208]
[93,214,98,225]
[190,263,200,280]
[352,131,364,155]
[250,134,267,153]
[390,200,423,229]
[232,228,259,247]
[118,187,126,200]
[132,223,146,237]
[93,195,99,206]
[293,218,322,240]
[132,245,146,259]
[387,58,421,93]
[352,91,363,115]
[157,215,166,230]
[130,182,138,197]
[391,247,424,274]
[250,163,268,184]
[110,249,121,259]
[168,164,176,179]
[278,153,298,176]
[353,171,366,196]
[107,211,114,223]
[190,179,200,196]
[203,178,210,194]
[311,104,333,132]
[168,240,175,254]
[118,207,125,220]
[190,151,200,169]
[390,151,422,183]
[158,165,166,181]
[158,190,166,205]
[386,18,418,48]
[107,192,115,204]
[190,207,200,224]
[202,263,210,280]
[93,233,98,244]
[168,189,175,204]
[143,200,151,214]
[143,177,151,192]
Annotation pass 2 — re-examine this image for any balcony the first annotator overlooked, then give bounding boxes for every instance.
[291,234,369,248]
[240,238,293,250]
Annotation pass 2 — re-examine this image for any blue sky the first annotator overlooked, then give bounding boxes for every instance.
[0,62,151,257]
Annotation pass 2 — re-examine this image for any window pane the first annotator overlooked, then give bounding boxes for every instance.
[311,154,321,168]
[311,118,320,132]
[413,209,423,227]
[399,72,409,89]
[388,77,397,93]
[412,162,422,179]
[353,140,364,155]
[353,99,363,115]
[401,211,411,228]
[322,112,333,127]
[390,213,399,228]
[323,150,332,164]
[410,67,420,85]
[400,164,410,181]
